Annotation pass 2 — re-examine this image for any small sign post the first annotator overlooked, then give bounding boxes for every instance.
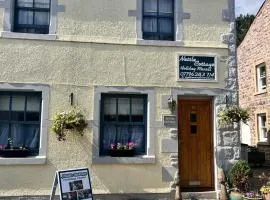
[50,168,93,200]
[178,55,216,80]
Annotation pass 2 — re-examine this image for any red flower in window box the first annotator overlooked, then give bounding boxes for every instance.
[109,142,136,157]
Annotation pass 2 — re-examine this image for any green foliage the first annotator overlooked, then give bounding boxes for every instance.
[236,14,255,46]
[229,160,252,192]
[52,107,87,141]
[218,106,249,126]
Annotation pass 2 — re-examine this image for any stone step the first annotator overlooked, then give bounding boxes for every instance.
[182,191,217,200]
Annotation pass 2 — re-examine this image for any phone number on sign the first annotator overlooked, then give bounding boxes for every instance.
[179,72,215,79]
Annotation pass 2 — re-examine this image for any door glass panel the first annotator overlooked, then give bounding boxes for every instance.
[190,125,197,134]
[190,113,197,122]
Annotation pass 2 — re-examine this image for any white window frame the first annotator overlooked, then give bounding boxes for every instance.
[0,83,49,165]
[256,63,267,92]
[92,86,156,164]
[257,113,267,142]
[0,0,62,40]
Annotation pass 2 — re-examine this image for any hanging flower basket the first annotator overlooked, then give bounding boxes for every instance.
[218,106,249,126]
[52,107,88,141]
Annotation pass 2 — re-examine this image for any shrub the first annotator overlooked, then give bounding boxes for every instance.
[229,160,252,192]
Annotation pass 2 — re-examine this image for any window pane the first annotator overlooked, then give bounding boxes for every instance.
[104,98,117,121]
[0,124,9,147]
[131,126,145,153]
[18,10,34,25]
[27,96,40,112]
[11,96,25,111]
[159,0,173,14]
[143,18,157,32]
[11,96,25,121]
[102,125,117,152]
[131,98,144,122]
[0,96,10,121]
[11,124,40,154]
[0,96,9,111]
[260,66,266,77]
[261,77,266,88]
[144,0,157,14]
[116,125,129,144]
[34,11,50,26]
[17,0,33,7]
[26,96,41,121]
[34,0,50,8]
[159,18,173,33]
[118,98,130,122]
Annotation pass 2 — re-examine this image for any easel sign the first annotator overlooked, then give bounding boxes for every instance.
[50,168,93,200]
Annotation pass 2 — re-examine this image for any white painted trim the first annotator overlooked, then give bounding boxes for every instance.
[176,53,219,82]
[0,83,50,165]
[0,156,46,165]
[1,31,57,40]
[92,86,156,164]
[137,39,183,47]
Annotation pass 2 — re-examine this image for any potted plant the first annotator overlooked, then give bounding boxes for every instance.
[109,142,136,157]
[229,160,252,200]
[218,106,249,126]
[52,107,88,141]
[0,138,30,158]
[260,182,270,200]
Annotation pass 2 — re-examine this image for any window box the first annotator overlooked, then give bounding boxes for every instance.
[109,149,135,157]
[0,148,30,158]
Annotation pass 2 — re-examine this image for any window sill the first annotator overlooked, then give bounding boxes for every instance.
[1,31,56,41]
[92,155,155,164]
[254,90,267,96]
[0,156,46,165]
[137,39,183,47]
[257,142,270,146]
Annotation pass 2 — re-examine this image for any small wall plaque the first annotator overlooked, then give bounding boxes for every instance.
[163,115,177,127]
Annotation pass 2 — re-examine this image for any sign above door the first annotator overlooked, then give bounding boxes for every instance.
[178,55,217,81]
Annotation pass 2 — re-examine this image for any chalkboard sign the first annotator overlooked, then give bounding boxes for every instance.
[179,55,216,80]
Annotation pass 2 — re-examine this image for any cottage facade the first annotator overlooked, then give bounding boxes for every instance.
[237,0,270,162]
[0,0,238,199]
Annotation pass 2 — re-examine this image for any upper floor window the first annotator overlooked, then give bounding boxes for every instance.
[14,0,51,34]
[257,113,267,142]
[256,63,267,92]
[100,94,147,156]
[142,0,174,41]
[0,92,42,157]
